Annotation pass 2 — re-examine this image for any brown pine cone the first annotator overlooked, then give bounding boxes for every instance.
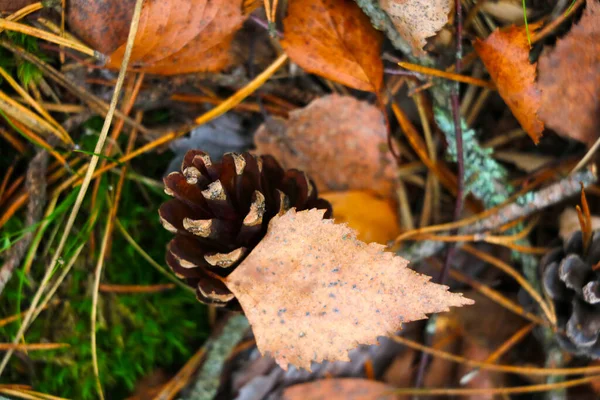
[159,150,332,308]
[541,230,600,357]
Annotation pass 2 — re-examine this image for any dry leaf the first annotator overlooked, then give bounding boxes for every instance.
[474,25,544,143]
[281,0,383,92]
[380,0,452,56]
[537,1,600,145]
[224,209,473,371]
[68,0,245,75]
[0,0,38,12]
[321,191,400,245]
[254,95,397,196]
[282,378,397,400]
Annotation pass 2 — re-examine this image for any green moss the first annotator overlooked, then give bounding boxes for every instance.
[0,173,209,398]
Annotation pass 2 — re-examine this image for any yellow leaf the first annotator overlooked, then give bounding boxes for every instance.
[322,190,400,245]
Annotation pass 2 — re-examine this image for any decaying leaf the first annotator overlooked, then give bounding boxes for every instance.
[282,378,397,399]
[474,25,544,143]
[537,1,600,145]
[380,0,452,56]
[281,0,383,92]
[0,0,37,12]
[68,0,246,75]
[254,95,397,196]
[224,209,473,371]
[321,191,400,245]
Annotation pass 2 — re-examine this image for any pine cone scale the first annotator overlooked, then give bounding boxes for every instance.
[159,150,332,307]
[541,230,600,357]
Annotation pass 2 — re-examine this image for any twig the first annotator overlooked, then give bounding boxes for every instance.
[0,18,98,57]
[392,334,600,376]
[0,149,48,295]
[83,53,289,185]
[397,62,495,89]
[532,0,585,44]
[389,375,600,396]
[0,39,150,136]
[396,165,597,262]
[180,315,250,400]
[99,284,176,293]
[461,322,535,384]
[0,2,43,29]
[0,0,144,378]
[414,2,466,390]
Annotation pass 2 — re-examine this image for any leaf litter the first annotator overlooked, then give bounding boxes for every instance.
[2,0,600,398]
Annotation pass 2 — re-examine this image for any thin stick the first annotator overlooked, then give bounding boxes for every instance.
[444,265,546,325]
[90,206,114,400]
[153,347,207,400]
[392,334,600,376]
[393,165,597,245]
[0,18,97,57]
[99,283,176,293]
[2,2,43,26]
[0,39,149,135]
[0,66,72,144]
[462,244,556,325]
[531,0,585,43]
[389,375,600,396]
[398,62,495,89]
[0,343,69,351]
[0,89,70,145]
[81,53,289,185]
[0,0,144,377]
[115,220,194,293]
[461,322,535,384]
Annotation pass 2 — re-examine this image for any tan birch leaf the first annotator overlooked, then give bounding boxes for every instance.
[224,209,473,371]
[380,0,453,56]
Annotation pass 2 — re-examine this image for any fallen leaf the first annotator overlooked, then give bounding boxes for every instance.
[224,209,473,371]
[321,191,400,245]
[282,378,397,400]
[281,0,383,92]
[0,0,37,12]
[254,95,397,196]
[67,0,246,75]
[474,25,544,143]
[380,0,452,56]
[537,1,600,145]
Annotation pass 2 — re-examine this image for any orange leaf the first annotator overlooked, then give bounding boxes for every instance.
[254,94,397,196]
[68,0,246,75]
[224,209,473,371]
[281,0,383,92]
[380,0,453,57]
[537,1,600,145]
[474,25,544,143]
[282,378,397,400]
[321,190,400,245]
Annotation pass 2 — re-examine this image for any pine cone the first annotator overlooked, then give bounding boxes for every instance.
[159,151,332,308]
[541,230,600,357]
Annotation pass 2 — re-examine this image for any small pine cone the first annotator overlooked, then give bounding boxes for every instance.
[159,151,332,308]
[540,231,600,357]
